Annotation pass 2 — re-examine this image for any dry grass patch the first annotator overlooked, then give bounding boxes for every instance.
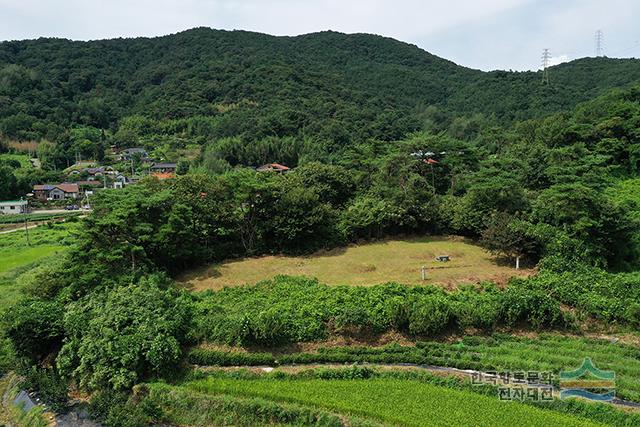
[178,236,533,291]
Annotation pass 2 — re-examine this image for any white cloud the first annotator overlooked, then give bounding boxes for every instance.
[548,54,569,67]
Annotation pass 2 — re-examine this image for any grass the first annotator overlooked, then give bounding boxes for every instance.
[179,376,600,427]
[0,223,73,274]
[190,334,640,403]
[0,211,82,225]
[0,222,76,373]
[0,373,48,427]
[0,153,33,169]
[147,382,382,427]
[179,236,532,290]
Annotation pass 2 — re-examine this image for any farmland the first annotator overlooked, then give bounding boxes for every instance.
[189,333,640,403]
[179,236,532,290]
[151,373,602,427]
[0,222,73,275]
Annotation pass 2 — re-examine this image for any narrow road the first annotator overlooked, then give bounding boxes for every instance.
[0,224,38,234]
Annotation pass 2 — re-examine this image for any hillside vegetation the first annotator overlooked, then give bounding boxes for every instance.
[3,28,640,426]
[2,28,640,170]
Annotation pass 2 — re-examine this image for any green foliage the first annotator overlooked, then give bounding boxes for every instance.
[408,294,452,335]
[192,276,569,347]
[20,366,69,413]
[56,276,192,391]
[2,298,64,362]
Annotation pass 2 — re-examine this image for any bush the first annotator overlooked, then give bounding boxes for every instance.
[89,389,156,427]
[408,295,452,336]
[21,366,69,413]
[3,298,65,362]
[451,286,501,330]
[500,285,564,329]
[56,277,192,391]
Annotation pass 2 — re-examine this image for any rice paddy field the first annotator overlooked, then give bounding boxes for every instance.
[179,236,533,290]
[149,375,602,427]
[189,333,640,404]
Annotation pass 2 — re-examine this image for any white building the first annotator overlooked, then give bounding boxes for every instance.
[0,200,28,215]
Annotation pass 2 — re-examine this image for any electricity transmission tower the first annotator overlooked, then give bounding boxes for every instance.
[541,48,551,85]
[595,30,604,57]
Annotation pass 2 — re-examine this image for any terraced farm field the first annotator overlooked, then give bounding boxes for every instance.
[168,376,599,427]
[179,236,533,290]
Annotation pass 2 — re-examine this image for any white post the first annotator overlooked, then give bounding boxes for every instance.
[515,256,520,270]
[421,266,426,280]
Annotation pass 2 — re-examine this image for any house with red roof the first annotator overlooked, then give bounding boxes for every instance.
[33,183,80,200]
[256,163,290,173]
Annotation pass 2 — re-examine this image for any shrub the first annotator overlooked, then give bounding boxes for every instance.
[408,294,452,336]
[500,286,564,329]
[21,366,69,413]
[56,277,192,391]
[3,298,65,362]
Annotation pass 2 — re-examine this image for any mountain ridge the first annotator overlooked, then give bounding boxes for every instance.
[1,27,640,144]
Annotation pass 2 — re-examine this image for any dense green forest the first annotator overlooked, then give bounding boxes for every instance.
[2,28,640,169]
[3,28,640,425]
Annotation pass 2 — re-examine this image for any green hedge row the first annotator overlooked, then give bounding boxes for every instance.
[192,276,571,347]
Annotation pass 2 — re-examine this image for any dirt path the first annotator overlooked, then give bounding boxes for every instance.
[0,224,39,234]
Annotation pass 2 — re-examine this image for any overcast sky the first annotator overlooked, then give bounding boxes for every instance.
[1,0,639,71]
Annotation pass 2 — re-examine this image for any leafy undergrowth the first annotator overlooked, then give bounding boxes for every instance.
[173,374,600,427]
[189,333,640,403]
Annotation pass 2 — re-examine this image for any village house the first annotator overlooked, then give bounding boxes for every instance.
[256,163,290,173]
[150,162,178,173]
[119,147,149,161]
[33,183,80,200]
[0,200,28,215]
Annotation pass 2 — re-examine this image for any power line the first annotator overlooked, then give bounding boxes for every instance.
[541,48,551,85]
[595,30,604,57]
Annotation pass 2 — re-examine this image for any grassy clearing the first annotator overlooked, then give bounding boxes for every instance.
[0,223,73,274]
[0,153,33,169]
[179,236,532,290]
[180,376,599,427]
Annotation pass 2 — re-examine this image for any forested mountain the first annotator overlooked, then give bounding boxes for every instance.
[1,27,640,149]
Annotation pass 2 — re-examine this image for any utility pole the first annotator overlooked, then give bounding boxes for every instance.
[23,197,30,246]
[595,30,604,57]
[541,48,551,85]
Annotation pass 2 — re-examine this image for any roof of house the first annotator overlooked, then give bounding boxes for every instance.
[83,167,106,174]
[150,162,178,169]
[33,184,54,191]
[76,180,103,186]
[258,163,290,171]
[55,183,80,193]
[33,183,79,193]
[122,147,147,153]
